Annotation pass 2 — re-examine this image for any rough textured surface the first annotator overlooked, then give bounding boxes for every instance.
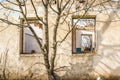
[0,0,120,79]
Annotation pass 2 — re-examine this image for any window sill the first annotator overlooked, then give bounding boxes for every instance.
[72,52,95,57]
[20,53,43,57]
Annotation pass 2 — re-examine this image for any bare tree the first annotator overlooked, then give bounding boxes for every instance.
[0,0,119,80]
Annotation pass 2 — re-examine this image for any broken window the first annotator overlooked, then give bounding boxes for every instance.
[72,15,96,53]
[20,18,43,54]
[81,34,92,52]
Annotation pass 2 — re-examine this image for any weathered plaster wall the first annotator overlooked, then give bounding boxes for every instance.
[93,12,120,78]
[0,0,120,79]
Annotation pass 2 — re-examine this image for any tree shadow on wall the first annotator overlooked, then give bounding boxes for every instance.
[93,4,120,79]
[58,55,94,80]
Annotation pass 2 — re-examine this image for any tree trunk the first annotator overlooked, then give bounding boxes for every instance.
[47,70,58,80]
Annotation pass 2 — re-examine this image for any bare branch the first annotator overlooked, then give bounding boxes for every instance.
[57,0,96,44]
[61,0,70,12]
[49,0,59,14]
[30,0,45,25]
[63,0,110,16]
[56,0,59,10]
[24,0,27,17]
[16,0,45,53]
[6,0,19,6]
[59,0,63,9]
[54,66,70,72]
[0,26,9,32]
[60,0,74,24]
[0,2,21,13]
[42,0,46,6]
[0,18,21,27]
[25,62,46,72]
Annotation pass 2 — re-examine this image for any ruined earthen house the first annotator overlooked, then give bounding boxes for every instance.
[0,0,120,79]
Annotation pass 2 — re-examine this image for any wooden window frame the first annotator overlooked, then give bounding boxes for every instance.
[72,15,96,54]
[20,17,43,54]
